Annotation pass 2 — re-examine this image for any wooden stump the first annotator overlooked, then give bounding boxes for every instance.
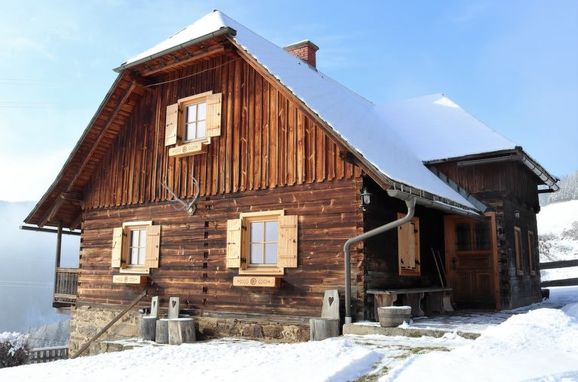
[309,318,340,341]
[155,319,169,344]
[378,306,411,327]
[168,318,196,345]
[140,316,157,341]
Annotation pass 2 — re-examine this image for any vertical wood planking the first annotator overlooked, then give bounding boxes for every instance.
[84,54,361,209]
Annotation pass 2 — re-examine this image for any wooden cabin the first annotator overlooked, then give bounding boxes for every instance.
[23,11,558,354]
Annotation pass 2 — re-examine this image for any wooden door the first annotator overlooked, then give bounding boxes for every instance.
[444,213,498,309]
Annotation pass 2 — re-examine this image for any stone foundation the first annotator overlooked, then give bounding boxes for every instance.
[69,305,310,356]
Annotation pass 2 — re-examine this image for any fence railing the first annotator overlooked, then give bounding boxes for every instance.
[54,268,79,306]
[28,346,69,364]
[540,259,578,287]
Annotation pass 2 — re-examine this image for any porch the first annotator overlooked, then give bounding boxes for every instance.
[53,267,79,308]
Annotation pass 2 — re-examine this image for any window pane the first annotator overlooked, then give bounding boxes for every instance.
[250,243,263,264]
[456,223,471,251]
[139,229,147,251]
[265,243,277,264]
[130,247,139,265]
[265,221,278,242]
[187,104,197,123]
[251,222,264,242]
[197,120,206,138]
[186,122,197,140]
[131,231,139,247]
[197,102,206,121]
[475,222,490,250]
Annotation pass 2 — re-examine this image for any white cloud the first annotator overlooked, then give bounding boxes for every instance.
[0,149,68,202]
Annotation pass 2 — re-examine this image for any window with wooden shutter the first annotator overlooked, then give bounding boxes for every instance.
[226,210,298,281]
[165,91,222,157]
[110,221,161,277]
[398,216,421,276]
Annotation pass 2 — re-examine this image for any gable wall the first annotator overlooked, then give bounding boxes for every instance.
[84,52,359,208]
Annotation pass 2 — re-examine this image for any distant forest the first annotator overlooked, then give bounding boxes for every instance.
[540,170,578,206]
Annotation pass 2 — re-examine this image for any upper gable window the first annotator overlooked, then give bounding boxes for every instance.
[165,91,222,158]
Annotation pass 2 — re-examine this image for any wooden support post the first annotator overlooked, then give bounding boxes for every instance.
[168,297,180,319]
[309,318,340,341]
[156,319,169,344]
[140,317,157,341]
[53,223,62,297]
[168,318,196,345]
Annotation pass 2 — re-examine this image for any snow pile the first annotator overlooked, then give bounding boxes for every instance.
[384,295,578,381]
[0,337,381,381]
[538,200,578,281]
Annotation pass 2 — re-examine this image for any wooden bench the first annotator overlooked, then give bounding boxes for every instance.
[367,287,453,320]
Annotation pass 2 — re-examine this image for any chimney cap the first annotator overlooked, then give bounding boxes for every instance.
[284,40,319,52]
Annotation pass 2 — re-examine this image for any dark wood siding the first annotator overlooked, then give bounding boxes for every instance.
[84,53,358,209]
[78,179,364,318]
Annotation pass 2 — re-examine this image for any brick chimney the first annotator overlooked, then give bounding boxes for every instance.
[284,40,319,68]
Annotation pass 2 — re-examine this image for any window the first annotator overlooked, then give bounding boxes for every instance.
[514,226,523,276]
[226,210,298,277]
[184,102,206,141]
[165,91,222,157]
[398,215,420,276]
[111,221,160,274]
[528,231,536,276]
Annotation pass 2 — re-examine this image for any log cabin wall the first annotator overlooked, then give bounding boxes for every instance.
[79,179,364,319]
[430,161,542,309]
[362,177,445,318]
[84,52,359,208]
[78,51,367,320]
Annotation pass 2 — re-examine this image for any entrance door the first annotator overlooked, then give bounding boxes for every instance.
[444,213,498,309]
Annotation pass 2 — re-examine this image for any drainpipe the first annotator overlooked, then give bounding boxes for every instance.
[343,194,417,324]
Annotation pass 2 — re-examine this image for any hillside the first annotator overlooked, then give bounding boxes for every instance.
[538,199,578,281]
[0,201,78,332]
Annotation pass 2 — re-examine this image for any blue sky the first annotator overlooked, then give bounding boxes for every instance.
[0,0,576,201]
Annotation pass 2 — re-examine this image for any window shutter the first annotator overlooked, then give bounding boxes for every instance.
[206,92,222,138]
[145,225,161,269]
[278,215,298,268]
[226,219,242,268]
[165,103,179,146]
[111,227,123,268]
[398,217,420,271]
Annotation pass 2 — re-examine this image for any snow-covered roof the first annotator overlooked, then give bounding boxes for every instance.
[122,10,481,211]
[377,94,516,162]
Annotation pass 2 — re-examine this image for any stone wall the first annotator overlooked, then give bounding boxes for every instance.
[69,305,310,356]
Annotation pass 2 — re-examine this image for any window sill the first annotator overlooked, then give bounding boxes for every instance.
[119,267,150,275]
[239,267,284,276]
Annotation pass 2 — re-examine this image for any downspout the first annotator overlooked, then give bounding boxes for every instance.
[343,194,417,324]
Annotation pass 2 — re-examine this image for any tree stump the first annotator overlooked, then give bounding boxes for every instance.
[168,318,196,345]
[378,306,411,327]
[309,318,340,341]
[140,316,157,341]
[155,319,169,344]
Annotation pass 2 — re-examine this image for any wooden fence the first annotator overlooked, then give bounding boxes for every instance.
[540,259,578,287]
[28,346,69,364]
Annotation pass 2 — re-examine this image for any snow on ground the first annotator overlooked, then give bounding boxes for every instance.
[1,287,577,381]
[383,286,578,382]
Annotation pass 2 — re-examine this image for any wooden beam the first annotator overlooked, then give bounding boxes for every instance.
[540,259,578,270]
[60,192,83,201]
[541,278,578,288]
[20,225,81,236]
[38,82,138,226]
[140,45,226,77]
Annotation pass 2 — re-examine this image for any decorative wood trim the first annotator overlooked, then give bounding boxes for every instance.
[140,45,226,77]
[112,274,147,284]
[233,276,280,288]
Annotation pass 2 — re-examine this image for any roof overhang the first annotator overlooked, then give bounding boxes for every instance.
[424,147,559,192]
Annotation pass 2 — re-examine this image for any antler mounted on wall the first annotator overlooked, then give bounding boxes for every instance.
[160,176,200,215]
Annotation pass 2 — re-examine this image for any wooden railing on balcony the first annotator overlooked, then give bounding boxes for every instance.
[54,267,79,307]
[28,346,69,363]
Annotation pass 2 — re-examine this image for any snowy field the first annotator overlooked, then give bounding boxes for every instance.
[1,287,577,382]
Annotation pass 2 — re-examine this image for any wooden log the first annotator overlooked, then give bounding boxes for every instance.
[155,319,169,344]
[377,306,411,328]
[168,318,196,345]
[309,318,340,341]
[140,316,157,341]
